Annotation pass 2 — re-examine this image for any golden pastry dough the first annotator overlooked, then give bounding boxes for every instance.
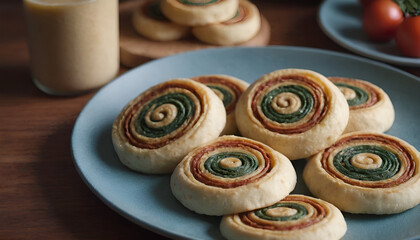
[160,0,239,26]
[132,0,190,41]
[112,78,226,174]
[192,0,261,45]
[171,135,296,215]
[303,132,420,214]
[329,77,395,133]
[235,68,349,160]
[192,74,249,135]
[220,194,347,240]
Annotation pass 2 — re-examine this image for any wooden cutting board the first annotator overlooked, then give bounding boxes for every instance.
[119,0,271,68]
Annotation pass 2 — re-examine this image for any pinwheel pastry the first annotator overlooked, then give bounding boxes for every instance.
[220,194,347,240]
[192,74,249,135]
[171,135,296,215]
[160,0,239,26]
[112,78,226,174]
[132,0,190,41]
[329,77,394,134]
[192,0,261,45]
[235,68,349,160]
[303,132,420,214]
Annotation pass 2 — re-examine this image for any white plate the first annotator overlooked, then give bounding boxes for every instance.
[318,0,420,67]
[72,46,420,240]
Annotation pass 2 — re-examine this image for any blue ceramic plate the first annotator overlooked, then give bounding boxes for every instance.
[318,0,420,67]
[71,46,420,240]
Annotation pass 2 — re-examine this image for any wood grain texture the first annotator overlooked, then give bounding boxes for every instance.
[0,1,419,240]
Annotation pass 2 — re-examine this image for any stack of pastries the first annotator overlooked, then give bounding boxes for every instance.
[111,68,420,240]
[132,0,262,45]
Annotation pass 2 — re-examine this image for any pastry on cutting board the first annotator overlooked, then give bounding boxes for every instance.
[161,0,239,26]
[132,0,190,41]
[192,0,261,45]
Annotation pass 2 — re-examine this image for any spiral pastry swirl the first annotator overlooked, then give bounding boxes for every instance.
[304,132,420,214]
[190,139,271,188]
[132,0,190,41]
[192,0,261,45]
[123,82,202,149]
[161,0,239,26]
[224,3,248,25]
[112,78,226,174]
[253,79,324,133]
[329,77,394,133]
[192,74,249,135]
[220,195,347,240]
[171,135,296,215]
[323,133,415,188]
[330,77,378,109]
[236,69,349,160]
[177,0,219,6]
[144,0,168,21]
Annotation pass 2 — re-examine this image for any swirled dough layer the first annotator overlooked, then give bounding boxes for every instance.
[329,77,394,134]
[235,68,349,160]
[192,0,261,45]
[220,194,347,240]
[112,78,226,174]
[192,74,249,135]
[132,0,190,41]
[161,0,239,26]
[171,135,296,215]
[303,132,420,214]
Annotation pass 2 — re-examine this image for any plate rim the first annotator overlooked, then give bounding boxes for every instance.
[70,151,186,239]
[71,45,420,240]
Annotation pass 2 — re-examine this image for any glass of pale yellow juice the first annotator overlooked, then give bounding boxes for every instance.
[23,0,119,96]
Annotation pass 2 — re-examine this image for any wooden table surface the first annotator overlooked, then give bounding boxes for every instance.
[1,1,419,239]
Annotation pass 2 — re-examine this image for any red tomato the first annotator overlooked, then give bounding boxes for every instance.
[362,0,404,42]
[395,16,420,57]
